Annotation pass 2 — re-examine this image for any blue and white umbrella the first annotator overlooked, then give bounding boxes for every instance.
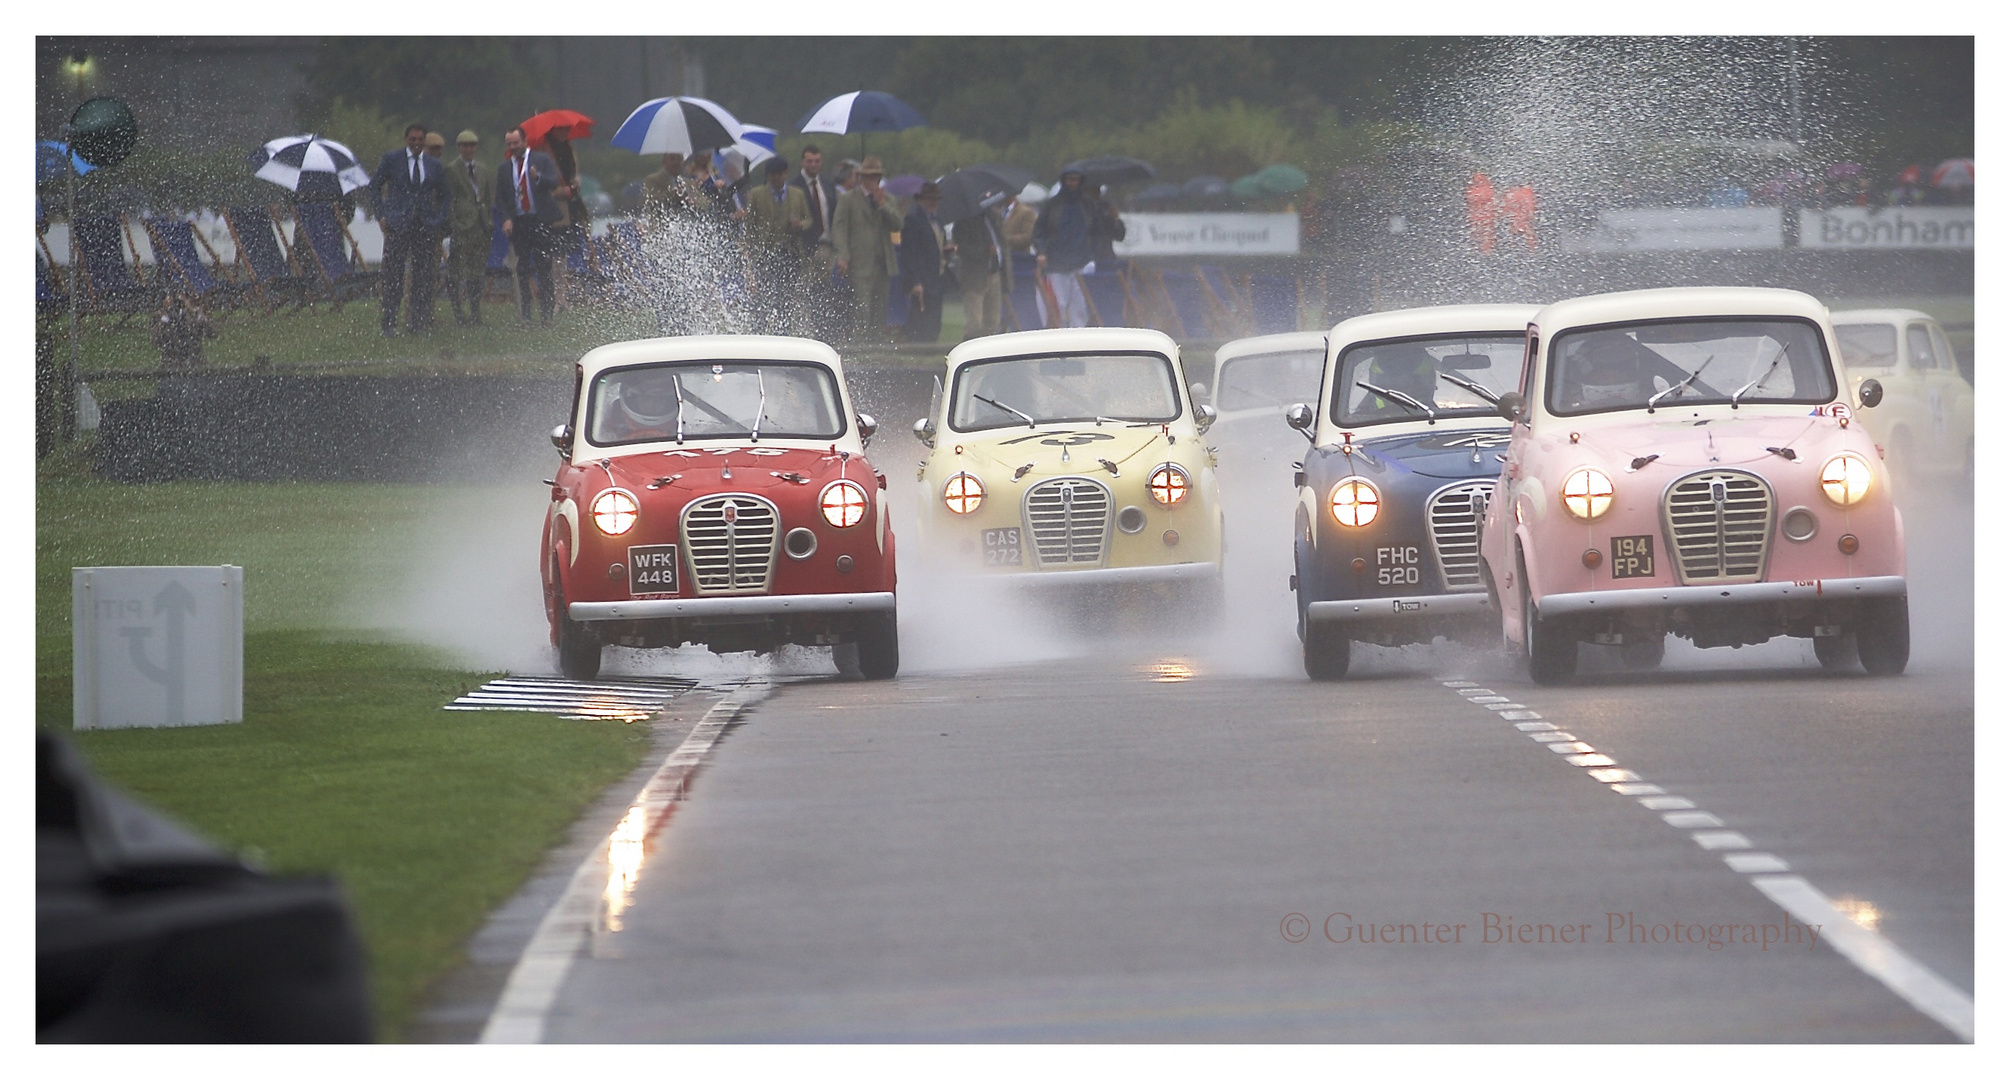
[36,139,96,183]
[247,134,371,199]
[796,91,925,135]
[611,96,745,157]
[729,124,778,168]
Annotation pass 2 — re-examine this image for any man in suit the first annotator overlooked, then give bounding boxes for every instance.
[369,123,450,336]
[742,156,812,333]
[951,199,1012,338]
[898,180,952,344]
[830,156,902,344]
[441,130,494,326]
[789,144,842,342]
[493,126,560,326]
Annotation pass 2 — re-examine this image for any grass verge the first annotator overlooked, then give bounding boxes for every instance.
[37,462,654,1040]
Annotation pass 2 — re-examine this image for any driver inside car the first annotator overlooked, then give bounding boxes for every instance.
[1560,337,1659,410]
[606,373,684,441]
[1356,345,1441,418]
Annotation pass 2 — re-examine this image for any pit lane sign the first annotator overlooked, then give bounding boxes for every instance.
[73,566,243,729]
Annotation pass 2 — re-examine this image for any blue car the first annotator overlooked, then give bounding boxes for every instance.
[1287,304,1540,679]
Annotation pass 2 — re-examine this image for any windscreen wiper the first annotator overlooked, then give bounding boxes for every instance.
[1355,380,1437,424]
[750,368,767,441]
[1437,371,1500,405]
[975,394,1037,428]
[1646,355,1713,413]
[1729,347,1786,409]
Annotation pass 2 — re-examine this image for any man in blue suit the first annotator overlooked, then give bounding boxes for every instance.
[494,126,561,326]
[370,124,450,337]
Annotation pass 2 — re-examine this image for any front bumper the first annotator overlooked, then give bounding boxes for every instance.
[1307,592,1493,624]
[1009,562,1221,590]
[1536,575,1906,619]
[570,591,896,622]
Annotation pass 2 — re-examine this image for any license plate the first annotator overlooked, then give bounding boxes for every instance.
[628,544,679,593]
[982,528,1022,566]
[1375,544,1421,586]
[1611,535,1655,579]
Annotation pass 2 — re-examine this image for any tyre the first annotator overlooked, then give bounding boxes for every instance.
[557,616,602,681]
[1855,596,1910,676]
[1620,633,1666,670]
[1813,632,1857,671]
[1303,621,1351,680]
[853,611,900,680]
[1521,554,1577,685]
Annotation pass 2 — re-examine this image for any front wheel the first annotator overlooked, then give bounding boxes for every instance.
[1813,632,1856,671]
[1855,596,1910,676]
[557,616,602,681]
[852,612,900,680]
[1621,633,1666,670]
[1521,557,1577,685]
[1303,621,1351,680]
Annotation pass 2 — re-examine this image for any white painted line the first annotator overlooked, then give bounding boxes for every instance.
[1442,681,1478,688]
[1483,702,1529,710]
[1547,741,1594,753]
[1515,722,1559,732]
[479,684,769,1044]
[1609,781,1665,795]
[1467,695,1511,703]
[1725,852,1790,873]
[1751,874,1973,1042]
[1566,753,1617,767]
[1528,732,1574,743]
[1638,795,1696,810]
[1498,710,1542,721]
[1691,830,1753,850]
[1588,768,1642,783]
[1663,810,1726,828]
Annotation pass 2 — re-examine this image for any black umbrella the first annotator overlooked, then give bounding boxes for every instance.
[1061,155,1156,186]
[934,164,1034,223]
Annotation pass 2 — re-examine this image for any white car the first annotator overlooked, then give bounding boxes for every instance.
[1828,308,1973,483]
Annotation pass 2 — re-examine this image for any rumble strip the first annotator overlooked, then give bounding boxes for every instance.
[479,680,771,1043]
[1432,674,1974,1042]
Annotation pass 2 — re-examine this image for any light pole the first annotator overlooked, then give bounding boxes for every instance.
[60,52,94,444]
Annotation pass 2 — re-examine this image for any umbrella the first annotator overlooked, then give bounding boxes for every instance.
[247,134,372,199]
[798,91,926,135]
[521,108,595,149]
[1016,181,1048,206]
[934,166,1021,222]
[1229,174,1267,199]
[1182,176,1230,199]
[1254,163,1309,196]
[964,162,1036,191]
[36,139,95,183]
[884,174,926,198]
[1930,158,1974,188]
[1133,182,1184,203]
[611,96,745,157]
[1060,155,1156,186]
[1895,164,1924,185]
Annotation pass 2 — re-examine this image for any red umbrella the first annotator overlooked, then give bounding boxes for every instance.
[1896,164,1924,185]
[521,109,596,149]
[1929,158,1974,188]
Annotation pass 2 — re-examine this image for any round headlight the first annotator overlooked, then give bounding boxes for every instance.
[1328,477,1379,528]
[1560,467,1614,520]
[943,471,984,515]
[819,480,868,528]
[591,488,639,535]
[1147,463,1190,507]
[1819,453,1872,506]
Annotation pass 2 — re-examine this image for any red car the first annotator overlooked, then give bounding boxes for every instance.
[541,336,897,680]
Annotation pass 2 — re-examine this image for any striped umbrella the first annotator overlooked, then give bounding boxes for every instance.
[247,134,371,199]
[797,91,925,135]
[1929,158,1974,188]
[729,123,778,168]
[611,96,745,157]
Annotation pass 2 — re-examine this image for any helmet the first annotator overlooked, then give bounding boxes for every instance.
[1366,345,1438,400]
[618,373,681,428]
[1569,339,1651,406]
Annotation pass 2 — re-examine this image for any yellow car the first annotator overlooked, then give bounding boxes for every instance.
[1828,308,1973,483]
[911,327,1224,606]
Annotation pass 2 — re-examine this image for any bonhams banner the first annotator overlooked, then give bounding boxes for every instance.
[1113,213,1300,257]
[1798,207,1973,249]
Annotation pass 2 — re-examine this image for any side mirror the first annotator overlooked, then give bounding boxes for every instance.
[912,416,936,447]
[1857,379,1883,409]
[1194,404,1217,434]
[1284,402,1315,444]
[1189,381,1209,406]
[549,423,572,455]
[857,412,878,447]
[1496,391,1525,423]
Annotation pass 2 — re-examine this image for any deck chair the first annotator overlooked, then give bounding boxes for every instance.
[222,206,308,312]
[1082,269,1130,328]
[37,227,70,321]
[143,217,239,312]
[292,201,378,309]
[1249,273,1299,334]
[70,215,160,324]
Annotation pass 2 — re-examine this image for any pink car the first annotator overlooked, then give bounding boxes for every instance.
[1478,287,1907,683]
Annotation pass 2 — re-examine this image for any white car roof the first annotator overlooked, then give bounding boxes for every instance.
[944,326,1179,374]
[1829,308,1934,326]
[1533,287,1829,333]
[1328,304,1541,351]
[578,334,846,378]
[1214,331,1327,365]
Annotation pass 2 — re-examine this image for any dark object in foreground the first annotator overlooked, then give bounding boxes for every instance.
[38,732,373,1042]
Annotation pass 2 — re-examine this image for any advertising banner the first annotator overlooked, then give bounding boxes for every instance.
[1563,208,1784,251]
[1798,207,1973,249]
[1113,213,1300,257]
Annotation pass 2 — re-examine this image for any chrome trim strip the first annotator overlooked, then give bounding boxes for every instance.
[1307,592,1494,623]
[1537,575,1906,618]
[1010,562,1221,588]
[570,591,896,621]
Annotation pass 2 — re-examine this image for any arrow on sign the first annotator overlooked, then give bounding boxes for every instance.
[117,580,195,724]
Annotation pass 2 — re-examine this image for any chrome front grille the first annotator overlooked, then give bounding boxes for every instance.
[1427,481,1493,591]
[1023,478,1112,567]
[681,494,779,594]
[1662,470,1773,584]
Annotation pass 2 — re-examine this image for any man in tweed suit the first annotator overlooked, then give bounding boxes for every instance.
[441,130,494,326]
